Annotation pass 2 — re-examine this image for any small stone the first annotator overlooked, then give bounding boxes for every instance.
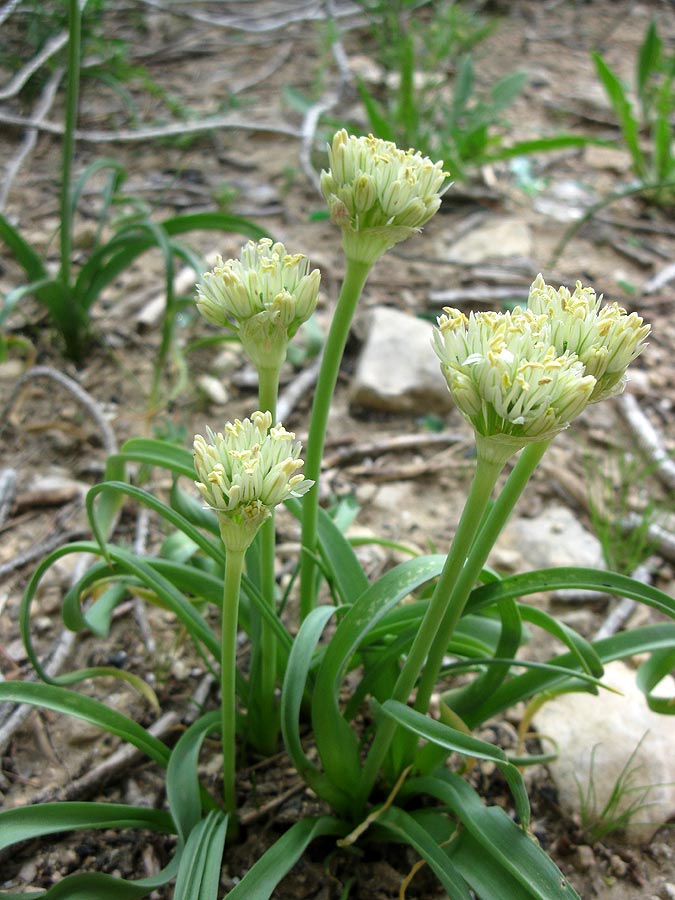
[33,616,53,634]
[197,374,229,406]
[170,658,190,680]
[659,885,675,900]
[442,217,533,264]
[18,861,37,883]
[575,844,595,871]
[349,306,454,414]
[609,854,627,877]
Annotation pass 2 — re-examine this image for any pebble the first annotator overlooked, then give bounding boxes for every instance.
[660,885,675,900]
[197,374,229,406]
[18,862,37,883]
[609,854,627,877]
[575,844,595,871]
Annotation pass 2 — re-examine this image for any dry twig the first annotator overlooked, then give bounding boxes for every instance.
[1,366,117,456]
[0,68,63,210]
[617,393,675,492]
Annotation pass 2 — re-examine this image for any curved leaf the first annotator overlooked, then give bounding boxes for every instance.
[312,556,445,790]
[280,605,351,810]
[408,771,581,900]
[636,647,675,714]
[473,623,675,724]
[0,802,174,852]
[173,809,228,900]
[380,700,530,829]
[467,567,675,621]
[167,711,221,844]
[225,817,347,899]
[0,681,170,766]
[375,805,473,900]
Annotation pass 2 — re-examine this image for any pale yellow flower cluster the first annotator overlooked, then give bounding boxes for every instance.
[197,239,320,370]
[527,273,650,402]
[193,411,312,551]
[433,276,650,462]
[320,130,450,264]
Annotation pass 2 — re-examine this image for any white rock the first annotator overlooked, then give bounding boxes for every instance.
[197,374,229,406]
[442,218,533,265]
[534,661,675,843]
[349,306,454,414]
[493,503,604,572]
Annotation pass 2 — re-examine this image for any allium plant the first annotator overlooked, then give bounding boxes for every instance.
[2,133,674,900]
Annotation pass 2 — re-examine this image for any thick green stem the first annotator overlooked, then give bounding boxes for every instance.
[221,547,246,814]
[249,365,281,752]
[357,453,504,806]
[59,0,83,361]
[299,257,372,620]
[433,438,551,721]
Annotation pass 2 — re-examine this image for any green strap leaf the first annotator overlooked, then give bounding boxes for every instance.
[225,817,347,899]
[0,802,174,852]
[636,647,675,714]
[467,566,675,621]
[409,771,582,900]
[173,809,228,900]
[286,498,369,604]
[592,51,644,177]
[375,805,473,900]
[167,711,221,844]
[475,623,675,722]
[0,681,170,767]
[0,865,178,900]
[312,556,444,789]
[379,700,530,829]
[280,605,352,810]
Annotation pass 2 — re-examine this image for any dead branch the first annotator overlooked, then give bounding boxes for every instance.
[322,431,465,468]
[0,469,17,528]
[0,111,301,143]
[1,366,118,456]
[277,356,322,422]
[0,0,21,28]
[0,68,63,211]
[617,393,675,493]
[299,0,355,192]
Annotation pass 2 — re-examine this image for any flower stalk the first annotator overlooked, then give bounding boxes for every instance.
[193,413,311,808]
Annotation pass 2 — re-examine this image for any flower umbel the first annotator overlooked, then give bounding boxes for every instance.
[320,130,450,264]
[527,274,651,402]
[196,239,321,371]
[194,410,313,552]
[433,306,596,463]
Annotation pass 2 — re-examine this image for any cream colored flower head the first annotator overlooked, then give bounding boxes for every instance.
[320,130,450,264]
[196,239,320,371]
[432,306,596,464]
[193,411,313,552]
[527,274,650,402]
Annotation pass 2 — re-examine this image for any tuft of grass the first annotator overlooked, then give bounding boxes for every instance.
[576,734,666,843]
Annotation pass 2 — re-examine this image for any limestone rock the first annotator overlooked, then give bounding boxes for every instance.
[534,661,675,843]
[493,503,604,572]
[442,217,533,265]
[349,306,454,414]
